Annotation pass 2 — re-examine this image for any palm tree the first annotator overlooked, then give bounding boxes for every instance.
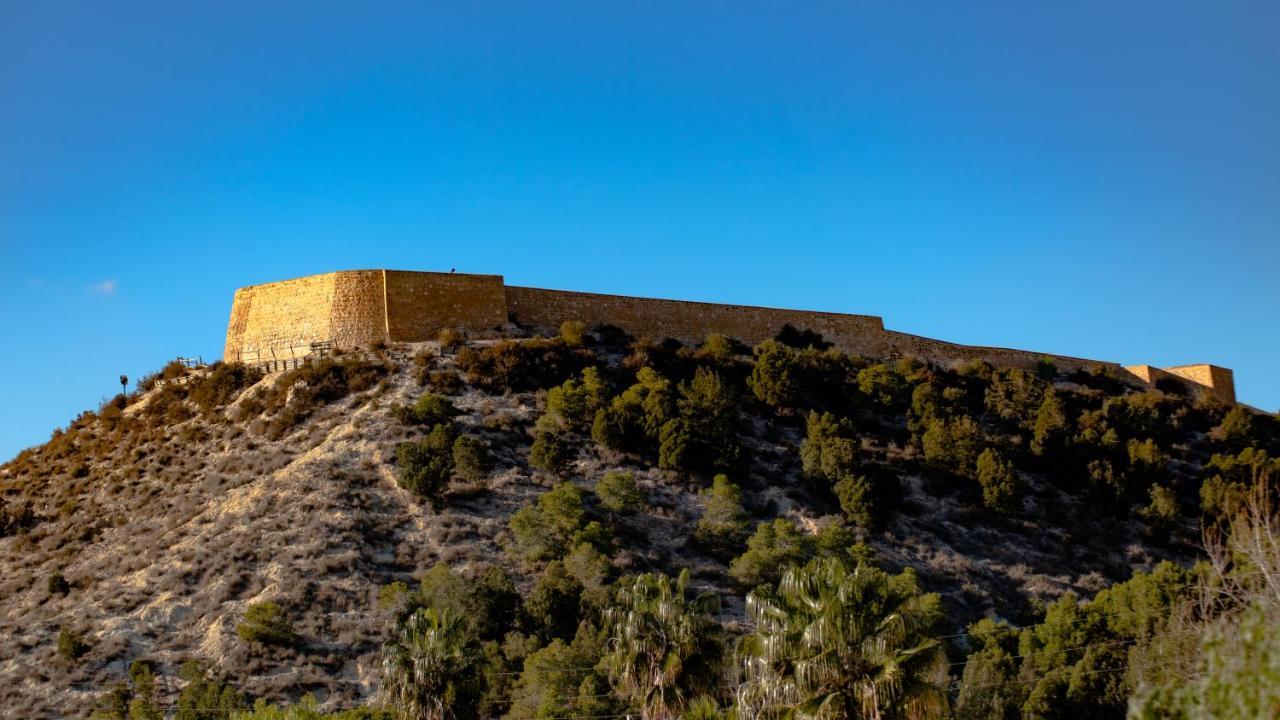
[604,569,723,720]
[380,607,478,720]
[736,556,949,720]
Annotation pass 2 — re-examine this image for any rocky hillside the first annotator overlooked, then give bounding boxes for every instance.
[0,328,1270,718]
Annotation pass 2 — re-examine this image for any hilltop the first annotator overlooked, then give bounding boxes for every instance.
[0,324,1275,718]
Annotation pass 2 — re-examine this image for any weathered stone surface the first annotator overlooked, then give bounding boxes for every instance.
[222,269,1237,403]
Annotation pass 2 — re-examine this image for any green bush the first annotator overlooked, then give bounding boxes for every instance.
[456,339,592,392]
[451,435,491,484]
[833,468,900,530]
[394,393,460,426]
[729,518,852,587]
[748,340,801,409]
[189,362,263,414]
[984,368,1046,426]
[415,563,519,642]
[530,430,576,476]
[395,424,457,509]
[543,368,609,432]
[665,368,740,475]
[508,483,592,563]
[1032,390,1068,457]
[57,627,90,661]
[263,358,390,439]
[922,415,982,473]
[695,474,750,554]
[975,448,1023,514]
[594,471,644,514]
[856,363,908,410]
[524,560,585,641]
[47,571,69,596]
[236,600,299,646]
[591,367,675,456]
[800,411,858,484]
[1140,485,1180,542]
[559,320,586,347]
[698,333,737,361]
[176,661,247,720]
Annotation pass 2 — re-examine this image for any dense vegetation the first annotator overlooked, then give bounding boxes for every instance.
[2,322,1277,719]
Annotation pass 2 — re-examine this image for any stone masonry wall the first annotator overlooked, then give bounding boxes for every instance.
[385,271,506,342]
[884,330,1122,375]
[329,270,390,350]
[505,286,888,352]
[224,273,339,362]
[222,269,1237,404]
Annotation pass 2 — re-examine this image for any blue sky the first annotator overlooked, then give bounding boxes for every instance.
[2,2,1277,459]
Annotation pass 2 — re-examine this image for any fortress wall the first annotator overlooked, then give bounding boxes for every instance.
[385,271,507,342]
[883,330,1121,375]
[329,270,391,349]
[1165,364,1236,404]
[1121,364,1235,404]
[223,273,339,361]
[504,286,888,352]
[221,269,1238,405]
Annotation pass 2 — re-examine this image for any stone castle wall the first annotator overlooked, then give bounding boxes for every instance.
[505,286,888,352]
[222,269,1237,403]
[385,271,506,342]
[1125,364,1237,404]
[884,331,1123,375]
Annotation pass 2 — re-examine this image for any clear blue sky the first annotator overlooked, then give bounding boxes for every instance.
[2,2,1277,459]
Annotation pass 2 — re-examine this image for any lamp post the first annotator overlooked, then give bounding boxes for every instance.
[120,374,128,396]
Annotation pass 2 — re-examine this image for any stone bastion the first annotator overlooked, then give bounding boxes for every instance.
[222,269,1236,404]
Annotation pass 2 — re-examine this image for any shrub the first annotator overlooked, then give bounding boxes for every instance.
[698,333,737,361]
[416,563,520,642]
[834,467,901,530]
[984,368,1046,426]
[57,627,90,661]
[591,367,675,456]
[665,368,740,475]
[1032,390,1068,457]
[524,560,585,641]
[47,571,70,596]
[1140,485,1180,542]
[1036,357,1059,380]
[695,474,750,555]
[922,415,982,473]
[395,424,457,509]
[975,448,1023,514]
[451,435,491,484]
[543,368,609,432]
[237,601,299,647]
[800,411,858,484]
[456,339,592,392]
[856,363,908,410]
[748,341,800,409]
[508,483,591,563]
[394,393,460,426]
[559,320,586,347]
[729,518,852,587]
[437,327,463,351]
[263,358,390,438]
[530,430,576,476]
[595,471,644,514]
[1217,405,1257,450]
[175,661,247,720]
[189,362,263,413]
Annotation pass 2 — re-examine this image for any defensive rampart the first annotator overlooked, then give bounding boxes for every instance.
[222,269,1237,403]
